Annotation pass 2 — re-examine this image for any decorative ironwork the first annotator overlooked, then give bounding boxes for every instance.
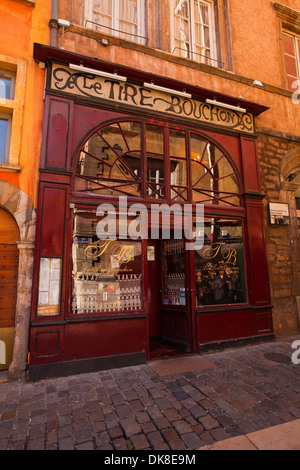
[74,120,241,206]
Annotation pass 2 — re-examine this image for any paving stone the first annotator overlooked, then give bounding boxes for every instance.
[75,441,94,450]
[108,426,123,440]
[181,432,203,450]
[189,405,207,419]
[199,415,219,431]
[115,403,132,419]
[161,428,179,441]
[113,437,128,450]
[141,421,157,434]
[146,431,164,446]
[120,418,141,437]
[210,427,231,442]
[131,433,150,450]
[169,439,187,450]
[27,439,45,450]
[173,420,193,435]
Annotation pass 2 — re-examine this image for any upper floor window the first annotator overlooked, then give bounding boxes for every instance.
[0,115,12,163]
[84,0,147,44]
[0,69,15,100]
[171,0,217,66]
[0,69,15,163]
[282,31,300,90]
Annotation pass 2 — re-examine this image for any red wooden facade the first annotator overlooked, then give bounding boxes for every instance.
[28,45,274,380]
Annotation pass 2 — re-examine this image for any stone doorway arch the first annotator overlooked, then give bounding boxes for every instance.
[279,149,300,333]
[0,181,36,380]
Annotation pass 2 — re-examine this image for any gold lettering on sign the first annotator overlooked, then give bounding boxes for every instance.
[203,242,225,260]
[50,64,255,134]
[203,242,237,265]
[85,239,132,265]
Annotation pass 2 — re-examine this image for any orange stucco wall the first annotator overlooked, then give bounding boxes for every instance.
[57,0,300,140]
[0,0,51,207]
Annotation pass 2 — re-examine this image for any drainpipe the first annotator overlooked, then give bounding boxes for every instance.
[50,0,59,47]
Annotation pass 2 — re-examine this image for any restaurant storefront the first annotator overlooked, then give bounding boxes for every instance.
[29,44,274,380]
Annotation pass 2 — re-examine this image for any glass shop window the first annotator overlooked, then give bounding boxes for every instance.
[194,218,247,306]
[72,212,143,315]
[162,239,186,306]
[170,128,188,202]
[146,124,165,199]
[75,121,142,197]
[190,133,240,207]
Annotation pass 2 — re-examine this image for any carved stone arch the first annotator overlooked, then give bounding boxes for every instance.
[277,148,300,334]
[0,181,36,380]
[279,148,300,188]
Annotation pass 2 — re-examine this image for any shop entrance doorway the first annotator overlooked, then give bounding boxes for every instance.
[147,235,194,360]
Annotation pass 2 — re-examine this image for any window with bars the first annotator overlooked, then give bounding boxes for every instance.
[172,0,217,66]
[84,0,147,45]
[282,31,300,90]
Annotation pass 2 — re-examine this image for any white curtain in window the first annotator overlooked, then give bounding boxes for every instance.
[173,0,214,63]
[119,0,138,39]
[174,0,190,58]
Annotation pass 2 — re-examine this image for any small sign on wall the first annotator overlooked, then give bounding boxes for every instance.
[269,202,290,225]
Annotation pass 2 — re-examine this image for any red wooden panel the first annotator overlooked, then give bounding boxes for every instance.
[247,203,271,305]
[40,186,67,258]
[257,312,273,333]
[34,330,61,360]
[174,317,187,340]
[241,137,261,193]
[45,98,72,169]
[197,309,257,345]
[64,318,147,361]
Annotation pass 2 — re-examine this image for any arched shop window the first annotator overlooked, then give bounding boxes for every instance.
[74,120,242,205]
[71,119,245,316]
[75,121,143,197]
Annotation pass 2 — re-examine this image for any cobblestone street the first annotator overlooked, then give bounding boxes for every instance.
[0,336,299,450]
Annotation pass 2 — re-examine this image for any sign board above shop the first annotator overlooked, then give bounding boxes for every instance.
[50,63,255,134]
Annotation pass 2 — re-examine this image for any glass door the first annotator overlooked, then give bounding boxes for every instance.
[159,235,194,353]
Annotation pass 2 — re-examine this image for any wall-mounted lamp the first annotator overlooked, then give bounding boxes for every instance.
[239,80,263,99]
[143,82,192,99]
[205,98,247,113]
[69,64,127,82]
[287,173,297,182]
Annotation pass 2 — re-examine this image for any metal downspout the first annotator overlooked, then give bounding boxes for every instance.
[50,0,59,47]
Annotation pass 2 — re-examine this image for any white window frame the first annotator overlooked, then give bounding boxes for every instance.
[171,0,217,66]
[282,30,300,90]
[0,69,16,100]
[0,113,12,164]
[84,0,146,45]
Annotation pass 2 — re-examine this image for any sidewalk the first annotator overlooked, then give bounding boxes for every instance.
[199,418,300,450]
[0,335,299,450]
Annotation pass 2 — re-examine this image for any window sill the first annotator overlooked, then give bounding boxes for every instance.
[9,0,35,6]
[0,163,21,173]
